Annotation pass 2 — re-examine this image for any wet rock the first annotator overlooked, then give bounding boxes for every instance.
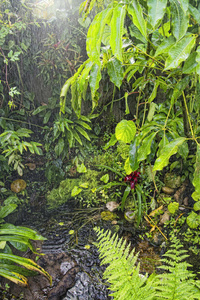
[106,201,119,212]
[161,186,175,195]
[164,173,181,189]
[124,210,136,222]
[159,210,170,225]
[26,163,36,170]
[100,211,117,221]
[64,271,108,300]
[10,179,26,193]
[183,197,189,206]
[152,232,165,246]
[48,266,79,300]
[135,240,162,273]
[60,261,75,275]
[174,182,187,204]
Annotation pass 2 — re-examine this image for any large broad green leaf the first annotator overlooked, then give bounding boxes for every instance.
[188,3,200,24]
[0,253,52,285]
[0,204,17,219]
[147,102,156,122]
[0,235,36,253]
[78,60,93,100]
[89,62,102,107]
[153,137,186,171]
[170,0,189,41]
[147,0,167,29]
[170,76,190,105]
[77,163,87,173]
[165,34,196,70]
[187,211,200,229]
[127,1,147,39]
[178,140,189,160]
[0,224,46,241]
[86,8,113,61]
[194,201,200,211]
[192,144,200,201]
[124,157,133,174]
[104,134,117,150]
[71,186,82,197]
[0,268,28,286]
[178,0,189,13]
[43,111,51,124]
[107,58,124,89]
[129,24,146,44]
[110,4,126,62]
[196,46,200,76]
[115,120,136,143]
[182,52,197,74]
[154,36,176,57]
[129,139,140,172]
[168,202,179,214]
[138,131,158,161]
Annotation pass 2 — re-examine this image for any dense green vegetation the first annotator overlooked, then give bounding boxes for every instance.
[1,0,200,297]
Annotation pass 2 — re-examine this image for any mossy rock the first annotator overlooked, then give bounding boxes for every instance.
[11,179,26,193]
[101,211,117,221]
[164,173,181,189]
[47,178,80,209]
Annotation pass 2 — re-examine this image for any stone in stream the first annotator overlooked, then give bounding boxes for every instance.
[48,265,80,300]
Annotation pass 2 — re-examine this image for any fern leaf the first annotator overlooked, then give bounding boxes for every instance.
[94,227,155,300]
[94,228,200,300]
[155,238,200,300]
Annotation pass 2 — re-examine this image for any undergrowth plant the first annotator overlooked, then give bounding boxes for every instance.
[0,202,52,286]
[94,227,200,300]
[0,128,42,176]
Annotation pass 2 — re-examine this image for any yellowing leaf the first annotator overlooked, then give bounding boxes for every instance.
[115,120,136,143]
[168,202,179,214]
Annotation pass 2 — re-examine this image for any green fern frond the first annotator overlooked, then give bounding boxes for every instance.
[94,228,200,300]
[155,237,200,300]
[94,227,155,300]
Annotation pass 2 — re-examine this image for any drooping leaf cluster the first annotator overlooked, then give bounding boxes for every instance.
[0,203,52,286]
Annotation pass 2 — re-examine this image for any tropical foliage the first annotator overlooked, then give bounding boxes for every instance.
[61,0,200,225]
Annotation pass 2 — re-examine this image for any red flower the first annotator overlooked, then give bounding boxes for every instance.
[53,41,61,48]
[124,171,140,190]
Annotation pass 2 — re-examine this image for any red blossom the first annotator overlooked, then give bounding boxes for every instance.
[53,41,61,48]
[124,171,140,190]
